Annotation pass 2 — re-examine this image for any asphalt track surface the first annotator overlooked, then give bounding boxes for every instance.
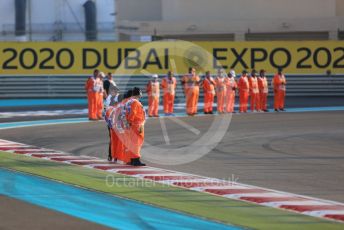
[1,111,344,203]
[1,96,344,123]
[1,97,344,229]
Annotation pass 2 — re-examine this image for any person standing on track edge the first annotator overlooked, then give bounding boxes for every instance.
[161,71,177,116]
[181,67,200,116]
[202,71,216,114]
[215,69,226,114]
[94,72,105,119]
[272,68,287,112]
[126,87,146,166]
[104,92,120,162]
[104,84,120,162]
[225,70,237,113]
[258,69,269,112]
[146,74,160,117]
[249,69,260,112]
[238,70,250,113]
[85,69,98,120]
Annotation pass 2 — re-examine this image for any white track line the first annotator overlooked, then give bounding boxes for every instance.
[0,145,32,148]
[262,200,332,207]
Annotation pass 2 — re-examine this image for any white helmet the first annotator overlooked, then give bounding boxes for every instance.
[230,70,236,77]
[152,74,158,78]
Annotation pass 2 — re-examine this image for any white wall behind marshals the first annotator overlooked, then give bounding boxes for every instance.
[0,1,15,25]
[162,0,336,21]
[0,0,115,40]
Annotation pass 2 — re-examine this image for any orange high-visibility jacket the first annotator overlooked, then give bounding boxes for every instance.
[238,76,250,92]
[203,77,216,94]
[182,74,200,90]
[161,77,177,95]
[127,99,146,127]
[85,76,97,119]
[146,81,160,98]
[249,77,259,94]
[258,76,269,94]
[85,77,95,93]
[225,77,237,91]
[272,74,287,91]
[182,74,200,115]
[126,98,146,158]
[215,77,226,93]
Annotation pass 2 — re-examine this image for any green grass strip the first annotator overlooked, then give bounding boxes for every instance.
[0,152,343,230]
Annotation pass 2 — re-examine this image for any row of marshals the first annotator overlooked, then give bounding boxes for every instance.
[145,68,237,116]
[182,67,240,115]
[144,67,286,116]
[238,68,286,113]
[197,68,287,114]
[238,69,269,113]
[104,87,146,166]
[85,70,117,120]
[207,69,238,114]
[146,71,177,117]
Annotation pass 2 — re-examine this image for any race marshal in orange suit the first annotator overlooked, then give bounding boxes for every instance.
[215,69,226,114]
[258,69,269,112]
[126,87,146,166]
[96,72,105,119]
[249,70,260,112]
[225,70,237,113]
[272,68,287,112]
[202,71,216,114]
[85,69,98,120]
[161,71,177,116]
[181,67,200,116]
[238,70,250,113]
[146,74,160,117]
[115,90,133,164]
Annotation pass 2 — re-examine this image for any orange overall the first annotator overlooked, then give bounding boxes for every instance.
[215,77,226,113]
[225,77,237,113]
[94,77,104,119]
[202,77,216,113]
[238,75,250,113]
[126,99,146,161]
[161,77,177,114]
[146,81,160,116]
[85,77,97,119]
[258,76,269,111]
[249,76,260,112]
[114,106,125,162]
[272,74,287,110]
[182,74,200,115]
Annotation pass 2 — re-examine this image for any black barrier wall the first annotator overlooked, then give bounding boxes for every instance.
[0,75,344,99]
